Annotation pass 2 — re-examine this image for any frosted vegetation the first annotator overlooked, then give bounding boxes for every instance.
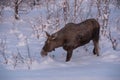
[0,0,120,80]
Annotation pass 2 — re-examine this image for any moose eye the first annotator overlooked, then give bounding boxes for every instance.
[51,37,56,40]
[51,34,57,40]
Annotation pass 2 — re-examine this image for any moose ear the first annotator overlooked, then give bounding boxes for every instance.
[45,31,50,37]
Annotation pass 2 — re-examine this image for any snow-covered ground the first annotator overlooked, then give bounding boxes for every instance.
[0,1,120,80]
[1,62,120,80]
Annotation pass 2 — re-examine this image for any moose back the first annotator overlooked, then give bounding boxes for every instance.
[41,18,100,62]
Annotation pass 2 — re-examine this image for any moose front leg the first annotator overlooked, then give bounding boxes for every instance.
[63,42,73,62]
[66,50,73,62]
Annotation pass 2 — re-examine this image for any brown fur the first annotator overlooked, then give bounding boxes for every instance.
[41,18,100,62]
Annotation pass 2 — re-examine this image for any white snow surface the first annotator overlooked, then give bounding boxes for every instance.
[0,3,120,80]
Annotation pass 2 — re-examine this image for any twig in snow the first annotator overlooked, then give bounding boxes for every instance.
[0,38,8,64]
[108,28,117,50]
[25,38,32,65]
[12,48,24,69]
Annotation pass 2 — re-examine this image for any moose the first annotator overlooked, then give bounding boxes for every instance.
[41,18,100,62]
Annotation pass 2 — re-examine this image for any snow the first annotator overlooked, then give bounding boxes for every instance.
[0,1,120,80]
[1,62,120,80]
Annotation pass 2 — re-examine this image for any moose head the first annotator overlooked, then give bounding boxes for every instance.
[41,31,62,57]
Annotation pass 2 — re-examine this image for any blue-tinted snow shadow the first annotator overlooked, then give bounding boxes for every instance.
[0,63,120,80]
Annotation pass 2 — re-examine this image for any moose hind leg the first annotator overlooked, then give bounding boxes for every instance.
[93,40,99,56]
[66,50,73,62]
[93,48,96,55]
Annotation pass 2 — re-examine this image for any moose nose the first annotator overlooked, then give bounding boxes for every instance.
[40,50,48,57]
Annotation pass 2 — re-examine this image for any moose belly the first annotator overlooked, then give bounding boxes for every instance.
[75,35,92,48]
[79,39,91,46]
